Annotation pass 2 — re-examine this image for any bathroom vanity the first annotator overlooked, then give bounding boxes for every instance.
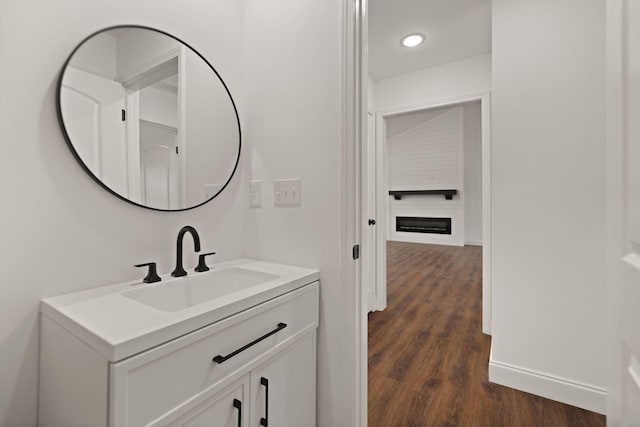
[38,260,319,427]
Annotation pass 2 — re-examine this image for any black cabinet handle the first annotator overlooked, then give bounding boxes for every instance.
[260,377,269,427]
[368,219,376,225]
[212,323,287,364]
[233,398,242,427]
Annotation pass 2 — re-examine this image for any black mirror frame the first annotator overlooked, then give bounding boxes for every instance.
[56,24,242,212]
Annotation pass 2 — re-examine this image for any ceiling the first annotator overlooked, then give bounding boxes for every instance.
[368,0,491,81]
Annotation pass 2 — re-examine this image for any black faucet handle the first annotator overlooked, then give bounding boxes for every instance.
[195,252,216,272]
[134,262,162,283]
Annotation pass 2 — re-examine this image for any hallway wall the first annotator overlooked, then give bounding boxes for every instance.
[490,0,607,413]
[375,54,491,112]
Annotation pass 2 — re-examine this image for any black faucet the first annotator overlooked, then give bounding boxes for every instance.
[171,226,201,277]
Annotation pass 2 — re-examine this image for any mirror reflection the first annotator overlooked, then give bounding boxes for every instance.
[58,26,241,211]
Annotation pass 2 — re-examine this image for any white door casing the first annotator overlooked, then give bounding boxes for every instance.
[364,112,381,312]
[374,91,492,334]
[122,47,186,209]
[606,1,640,424]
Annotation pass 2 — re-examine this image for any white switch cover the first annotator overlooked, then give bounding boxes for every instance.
[273,178,302,206]
[250,180,262,208]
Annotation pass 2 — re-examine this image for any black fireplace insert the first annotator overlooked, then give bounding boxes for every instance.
[396,216,452,234]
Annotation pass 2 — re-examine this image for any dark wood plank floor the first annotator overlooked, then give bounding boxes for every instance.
[368,241,605,427]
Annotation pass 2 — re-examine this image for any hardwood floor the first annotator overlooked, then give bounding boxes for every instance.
[368,241,605,427]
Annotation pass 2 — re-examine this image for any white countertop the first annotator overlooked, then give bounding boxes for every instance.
[41,259,319,362]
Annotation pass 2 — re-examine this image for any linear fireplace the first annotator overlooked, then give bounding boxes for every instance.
[396,216,452,234]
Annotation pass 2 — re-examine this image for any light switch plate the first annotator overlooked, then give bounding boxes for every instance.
[273,178,302,206]
[250,180,262,208]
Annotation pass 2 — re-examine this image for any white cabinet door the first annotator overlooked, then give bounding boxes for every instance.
[168,376,249,427]
[250,334,316,427]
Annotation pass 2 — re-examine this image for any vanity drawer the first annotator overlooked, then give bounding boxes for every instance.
[109,281,318,427]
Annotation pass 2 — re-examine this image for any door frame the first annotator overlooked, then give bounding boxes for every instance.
[343,0,366,425]
[363,111,377,311]
[373,91,492,334]
[121,46,186,208]
[605,0,640,421]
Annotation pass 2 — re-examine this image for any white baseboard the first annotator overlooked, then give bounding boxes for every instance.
[465,240,483,246]
[488,355,606,414]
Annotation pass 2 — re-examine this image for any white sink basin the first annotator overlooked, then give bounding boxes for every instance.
[122,267,279,312]
[40,259,319,361]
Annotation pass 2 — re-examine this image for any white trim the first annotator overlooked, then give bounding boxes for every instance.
[606,0,631,421]
[378,91,491,117]
[480,92,492,335]
[126,89,141,202]
[121,46,186,210]
[458,105,466,246]
[343,0,365,425]
[176,45,187,209]
[374,91,492,334]
[364,111,377,312]
[489,356,607,415]
[374,112,387,312]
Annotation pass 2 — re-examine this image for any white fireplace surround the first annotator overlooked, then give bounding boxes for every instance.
[389,195,464,246]
[387,105,479,246]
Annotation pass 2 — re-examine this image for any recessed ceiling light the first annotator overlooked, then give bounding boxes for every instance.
[401,33,425,48]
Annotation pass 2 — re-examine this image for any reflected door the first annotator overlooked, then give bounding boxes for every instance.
[61,67,127,195]
[139,121,179,210]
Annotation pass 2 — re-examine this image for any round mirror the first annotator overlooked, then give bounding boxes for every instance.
[57,25,241,211]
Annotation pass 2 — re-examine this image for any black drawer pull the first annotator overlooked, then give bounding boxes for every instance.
[212,323,288,364]
[260,377,269,426]
[233,398,242,427]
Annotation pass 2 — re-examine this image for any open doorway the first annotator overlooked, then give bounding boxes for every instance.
[365,93,492,333]
[365,93,493,425]
[360,0,494,424]
[362,0,494,336]
[362,1,607,425]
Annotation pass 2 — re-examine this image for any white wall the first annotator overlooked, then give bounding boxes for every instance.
[489,0,607,413]
[375,53,491,112]
[139,85,178,128]
[0,1,248,425]
[367,75,376,111]
[183,49,239,207]
[388,108,463,191]
[115,28,180,80]
[385,107,447,140]
[0,1,353,426]
[243,0,351,425]
[68,32,118,79]
[463,101,482,245]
